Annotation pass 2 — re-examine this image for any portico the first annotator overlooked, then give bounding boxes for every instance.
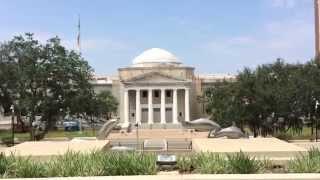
[117,48,196,128]
[123,87,190,126]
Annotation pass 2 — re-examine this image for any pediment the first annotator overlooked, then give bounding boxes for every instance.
[124,72,187,84]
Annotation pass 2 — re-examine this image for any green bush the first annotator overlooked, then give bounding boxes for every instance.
[0,151,276,177]
[194,153,228,174]
[177,152,262,174]
[0,151,157,178]
[5,156,46,178]
[101,152,157,175]
[0,153,9,176]
[46,150,104,177]
[45,151,157,177]
[177,155,194,173]
[1,136,13,147]
[288,148,320,173]
[226,151,261,174]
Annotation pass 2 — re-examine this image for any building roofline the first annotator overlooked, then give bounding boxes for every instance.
[118,66,195,71]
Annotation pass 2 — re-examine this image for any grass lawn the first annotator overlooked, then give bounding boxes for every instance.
[45,129,97,138]
[0,129,97,142]
[0,126,317,142]
[274,127,317,140]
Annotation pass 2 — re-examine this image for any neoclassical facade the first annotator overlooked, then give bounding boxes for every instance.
[91,48,235,128]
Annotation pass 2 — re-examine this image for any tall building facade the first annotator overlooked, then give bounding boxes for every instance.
[91,48,235,128]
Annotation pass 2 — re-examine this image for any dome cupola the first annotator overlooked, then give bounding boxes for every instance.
[132,48,181,67]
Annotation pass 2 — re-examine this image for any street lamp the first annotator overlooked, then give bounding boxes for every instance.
[9,105,14,146]
[134,123,139,151]
[315,100,320,142]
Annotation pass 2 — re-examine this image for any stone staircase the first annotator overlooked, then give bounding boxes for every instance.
[138,123,183,129]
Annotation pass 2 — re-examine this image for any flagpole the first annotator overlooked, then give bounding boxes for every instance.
[77,14,81,55]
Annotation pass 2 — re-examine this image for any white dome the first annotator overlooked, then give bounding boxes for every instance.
[132,48,181,67]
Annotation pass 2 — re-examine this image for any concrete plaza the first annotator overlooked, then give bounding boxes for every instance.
[3,140,109,157]
[192,137,307,159]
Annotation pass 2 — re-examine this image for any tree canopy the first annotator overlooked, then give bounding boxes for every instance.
[203,59,320,137]
[0,33,118,139]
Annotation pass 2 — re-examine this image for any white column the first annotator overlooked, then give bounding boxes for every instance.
[148,89,153,124]
[123,89,129,126]
[135,89,141,124]
[172,88,178,124]
[160,88,166,124]
[185,88,190,122]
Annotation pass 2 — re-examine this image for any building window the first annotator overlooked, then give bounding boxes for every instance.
[166,91,171,98]
[142,91,147,98]
[154,91,159,98]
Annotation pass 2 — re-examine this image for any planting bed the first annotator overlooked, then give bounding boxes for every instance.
[0,149,320,178]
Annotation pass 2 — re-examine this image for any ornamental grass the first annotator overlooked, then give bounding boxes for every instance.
[177,151,264,174]
[0,151,157,178]
[288,148,320,173]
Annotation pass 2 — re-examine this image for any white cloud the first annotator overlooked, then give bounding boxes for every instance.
[201,18,314,67]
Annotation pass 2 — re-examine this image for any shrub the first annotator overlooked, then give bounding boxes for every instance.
[177,154,196,173]
[1,136,13,147]
[0,153,9,176]
[5,156,46,178]
[226,151,261,174]
[194,153,228,174]
[46,150,104,177]
[101,152,157,175]
[288,148,320,173]
[1,151,157,178]
[46,151,156,177]
[177,152,263,174]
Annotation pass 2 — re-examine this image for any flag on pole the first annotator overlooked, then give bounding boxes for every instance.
[77,14,81,54]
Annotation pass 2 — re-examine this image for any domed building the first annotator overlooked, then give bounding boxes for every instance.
[91,48,235,128]
[132,48,181,67]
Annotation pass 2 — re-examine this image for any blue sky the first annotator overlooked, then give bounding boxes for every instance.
[0,0,314,75]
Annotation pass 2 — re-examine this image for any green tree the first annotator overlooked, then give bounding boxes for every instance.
[95,90,118,119]
[204,59,316,137]
[0,33,93,140]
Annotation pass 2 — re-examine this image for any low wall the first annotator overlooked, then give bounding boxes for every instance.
[6,174,320,180]
[192,138,307,158]
[3,140,110,159]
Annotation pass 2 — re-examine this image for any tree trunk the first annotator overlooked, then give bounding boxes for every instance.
[16,111,26,132]
[253,126,258,137]
[29,113,35,141]
[311,116,314,140]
